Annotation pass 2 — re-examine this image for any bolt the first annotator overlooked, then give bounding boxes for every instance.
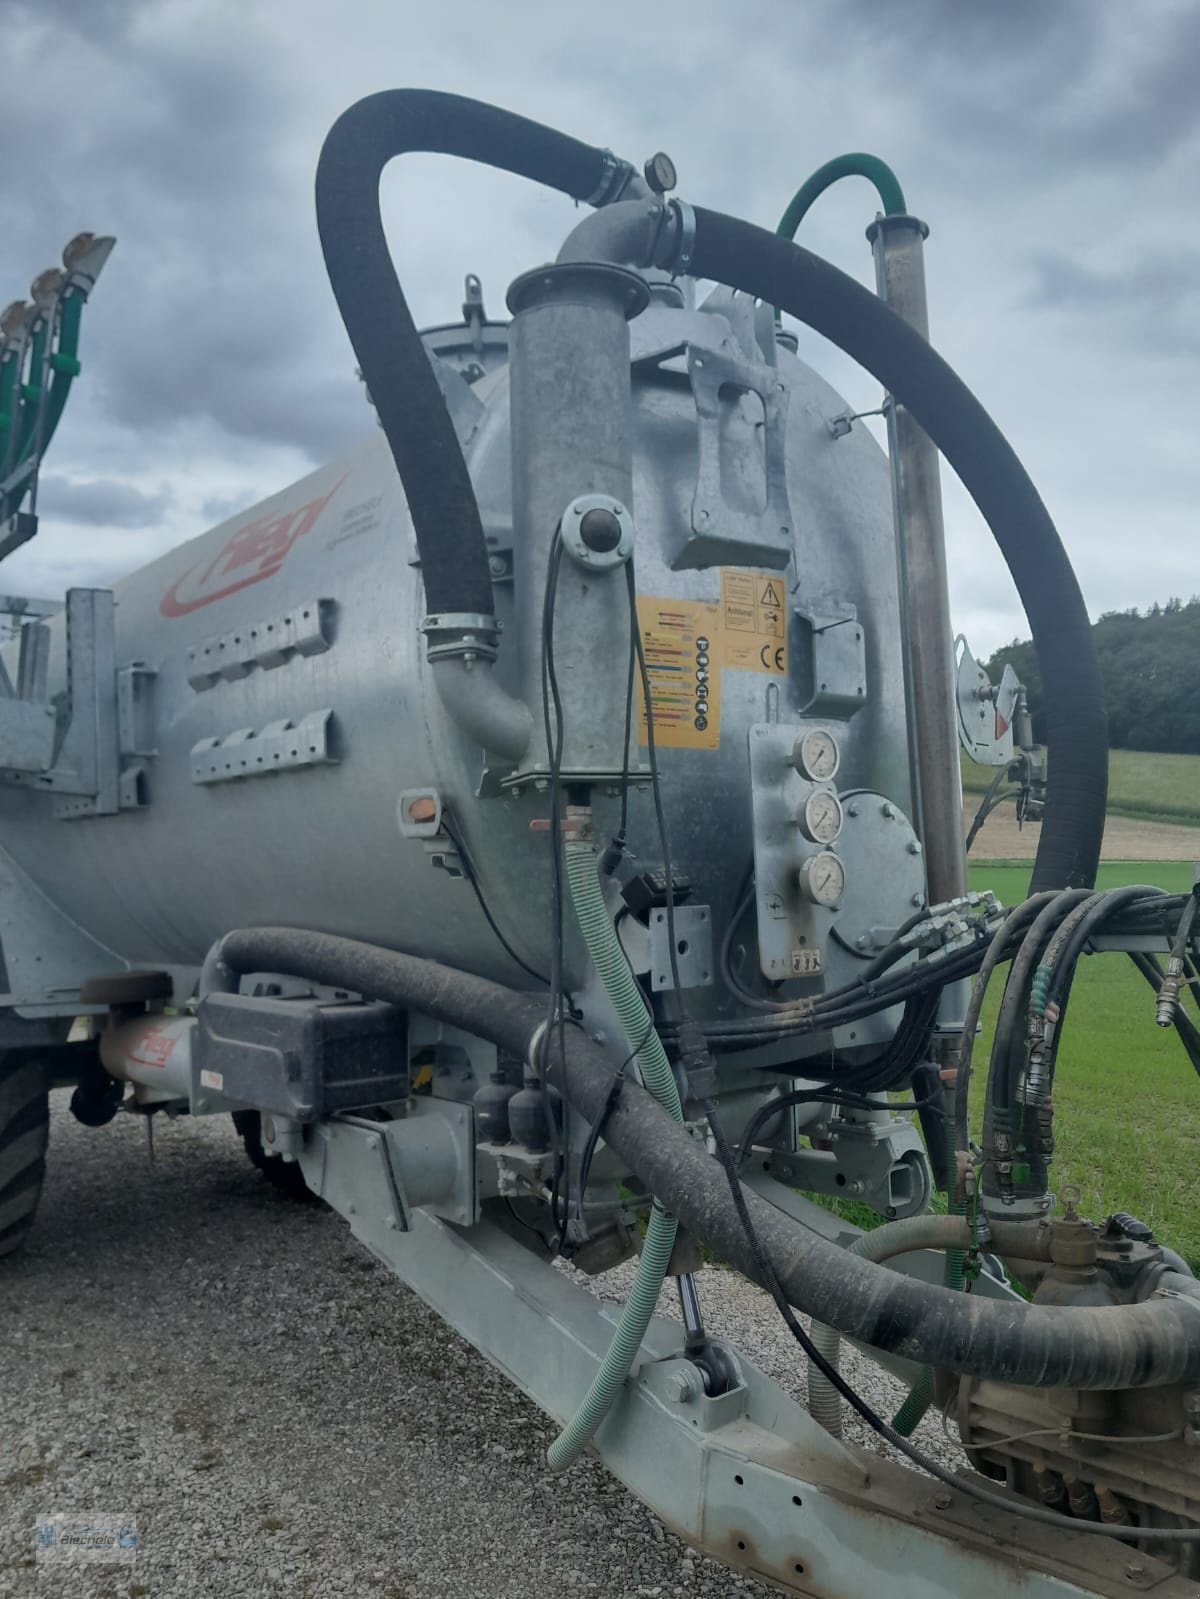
[911,893,925,907]
[934,1491,953,1510]
[846,803,860,818]
[367,1135,380,1151]
[488,555,507,577]
[856,934,869,949]
[881,802,896,819]
[1125,1562,1147,1579]
[907,840,922,855]
[665,1369,699,1403]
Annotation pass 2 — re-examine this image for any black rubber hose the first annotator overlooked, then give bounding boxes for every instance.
[683,206,1108,893]
[210,927,1200,1388]
[315,90,615,618]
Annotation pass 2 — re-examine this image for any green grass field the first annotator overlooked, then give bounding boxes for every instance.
[954,860,1200,1268]
[961,748,1200,827]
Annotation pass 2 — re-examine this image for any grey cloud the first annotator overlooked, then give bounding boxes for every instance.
[1025,251,1200,358]
[38,474,174,528]
[0,0,1196,658]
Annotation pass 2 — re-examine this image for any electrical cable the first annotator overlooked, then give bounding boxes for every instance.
[539,532,571,1244]
[573,1017,655,1221]
[733,1084,933,1173]
[627,558,683,1000]
[440,810,549,986]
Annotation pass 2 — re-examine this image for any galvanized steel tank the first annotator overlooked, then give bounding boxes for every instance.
[0,284,914,1036]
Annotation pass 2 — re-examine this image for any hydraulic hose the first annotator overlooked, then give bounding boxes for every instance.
[547,841,682,1472]
[205,929,1200,1388]
[315,89,634,622]
[806,1212,966,1436]
[561,197,1109,892]
[776,154,907,238]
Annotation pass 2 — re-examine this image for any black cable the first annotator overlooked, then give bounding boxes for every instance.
[441,810,550,986]
[702,1094,1200,1543]
[539,534,570,1243]
[733,1084,934,1173]
[627,557,683,1001]
[574,1017,655,1222]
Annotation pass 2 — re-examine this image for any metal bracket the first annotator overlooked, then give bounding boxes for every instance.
[648,903,714,991]
[190,708,338,784]
[186,597,334,691]
[793,605,868,720]
[0,588,145,818]
[676,340,794,571]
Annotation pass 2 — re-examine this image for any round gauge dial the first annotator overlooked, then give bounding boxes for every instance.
[794,728,840,783]
[800,850,846,907]
[801,788,843,845]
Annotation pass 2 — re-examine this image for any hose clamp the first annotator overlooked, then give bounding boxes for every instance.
[584,149,637,209]
[660,198,696,276]
[421,611,501,665]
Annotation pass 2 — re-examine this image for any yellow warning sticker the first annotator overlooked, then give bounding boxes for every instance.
[635,596,722,751]
[720,570,788,675]
[636,571,790,750]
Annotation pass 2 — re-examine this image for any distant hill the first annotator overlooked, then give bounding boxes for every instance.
[985,597,1200,755]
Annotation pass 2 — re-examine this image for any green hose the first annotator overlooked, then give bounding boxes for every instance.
[773,154,907,326]
[775,153,907,240]
[546,837,683,1472]
[894,1110,965,1438]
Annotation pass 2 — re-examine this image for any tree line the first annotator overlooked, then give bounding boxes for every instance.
[985,597,1200,754]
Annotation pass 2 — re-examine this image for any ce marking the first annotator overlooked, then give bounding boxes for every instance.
[760,644,786,673]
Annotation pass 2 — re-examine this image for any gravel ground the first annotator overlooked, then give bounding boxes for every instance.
[1,1095,962,1599]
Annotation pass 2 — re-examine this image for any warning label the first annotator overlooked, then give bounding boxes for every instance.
[720,570,788,675]
[635,597,722,751]
[636,570,791,750]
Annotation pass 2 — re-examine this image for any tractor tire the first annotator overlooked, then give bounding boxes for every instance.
[0,1055,50,1259]
[230,1109,315,1202]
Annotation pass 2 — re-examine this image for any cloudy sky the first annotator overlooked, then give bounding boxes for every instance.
[3,0,1197,656]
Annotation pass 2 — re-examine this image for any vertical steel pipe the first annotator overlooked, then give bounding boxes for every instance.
[868,214,967,906]
[506,261,647,777]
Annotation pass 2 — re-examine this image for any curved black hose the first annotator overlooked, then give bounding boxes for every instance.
[208,926,1200,1389]
[683,206,1108,893]
[315,90,616,618]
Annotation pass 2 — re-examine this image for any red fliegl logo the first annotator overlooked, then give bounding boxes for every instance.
[160,476,345,617]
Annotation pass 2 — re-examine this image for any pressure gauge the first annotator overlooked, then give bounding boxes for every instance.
[793,728,840,783]
[800,850,845,907]
[801,788,843,845]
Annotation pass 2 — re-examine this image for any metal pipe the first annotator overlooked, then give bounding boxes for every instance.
[99,1014,194,1101]
[867,214,967,906]
[506,260,647,778]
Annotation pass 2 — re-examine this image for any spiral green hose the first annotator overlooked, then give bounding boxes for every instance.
[546,837,683,1472]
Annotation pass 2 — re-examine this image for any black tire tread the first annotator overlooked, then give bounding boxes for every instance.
[0,1055,49,1260]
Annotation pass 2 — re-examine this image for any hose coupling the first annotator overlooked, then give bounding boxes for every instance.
[1157,955,1185,1028]
[420,611,501,665]
[653,198,697,276]
[584,149,639,208]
